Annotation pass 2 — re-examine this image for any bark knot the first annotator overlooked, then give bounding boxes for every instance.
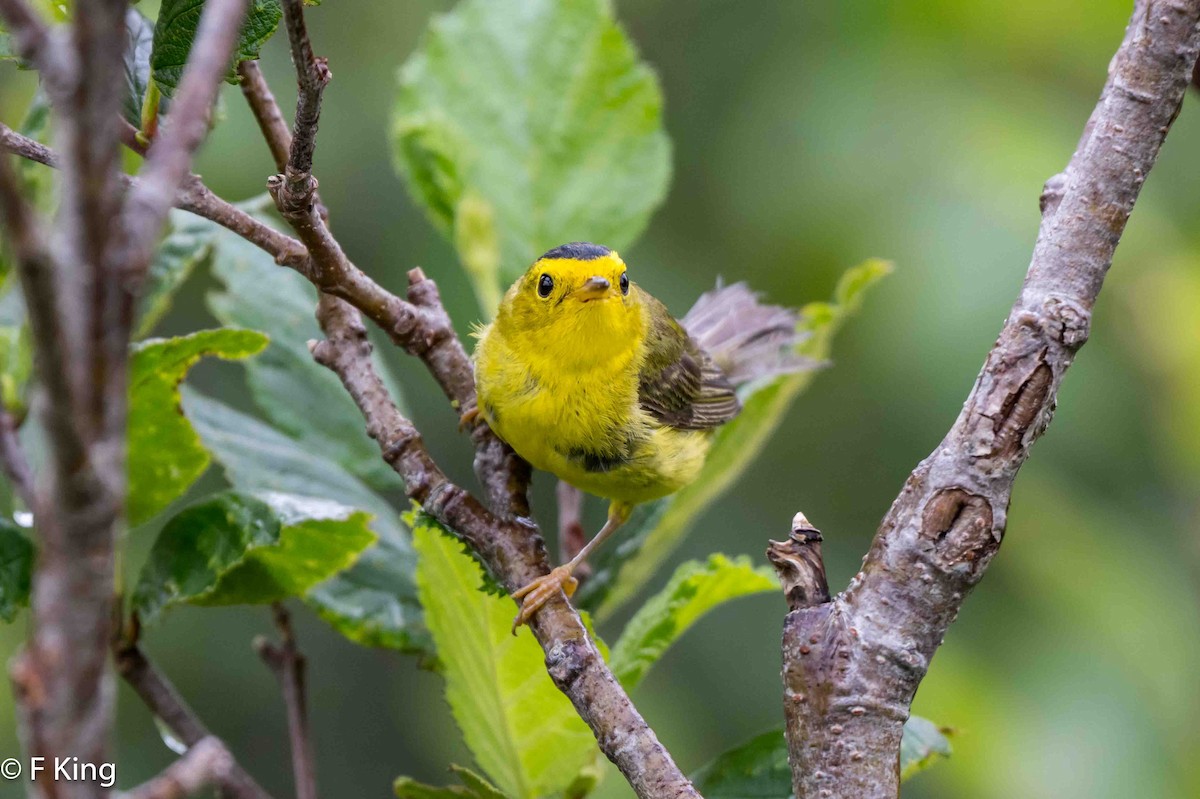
[990,360,1053,459]
[920,488,997,576]
[1042,295,1091,348]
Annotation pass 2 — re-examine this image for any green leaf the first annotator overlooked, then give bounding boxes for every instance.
[691,728,791,799]
[133,491,375,623]
[579,260,893,618]
[135,210,216,338]
[610,555,776,689]
[394,765,510,799]
[201,206,405,490]
[0,520,33,623]
[150,0,283,98]
[0,290,31,417]
[413,520,596,799]
[392,0,671,307]
[182,390,430,653]
[898,715,955,781]
[127,328,268,526]
[121,8,155,127]
[692,717,951,798]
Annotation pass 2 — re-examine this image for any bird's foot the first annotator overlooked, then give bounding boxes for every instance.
[511,566,578,633]
[458,404,482,432]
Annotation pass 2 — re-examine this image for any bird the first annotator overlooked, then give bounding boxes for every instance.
[472,242,808,629]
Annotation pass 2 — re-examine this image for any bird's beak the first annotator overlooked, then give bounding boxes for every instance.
[575,276,613,302]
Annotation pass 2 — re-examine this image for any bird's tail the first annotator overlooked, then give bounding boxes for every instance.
[681,281,819,387]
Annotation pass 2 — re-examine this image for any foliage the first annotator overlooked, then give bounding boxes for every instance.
[135,210,217,338]
[127,328,268,526]
[394,765,509,799]
[182,390,430,654]
[692,718,953,797]
[150,0,283,97]
[0,0,941,794]
[413,519,597,799]
[610,554,777,689]
[0,520,32,622]
[133,491,374,622]
[578,259,893,617]
[392,0,671,311]
[202,202,406,490]
[121,9,156,126]
[899,715,956,781]
[0,290,30,417]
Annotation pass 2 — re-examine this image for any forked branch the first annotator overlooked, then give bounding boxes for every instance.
[778,2,1200,797]
[252,3,701,795]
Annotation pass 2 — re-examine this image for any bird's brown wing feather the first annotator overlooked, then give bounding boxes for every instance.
[637,293,741,431]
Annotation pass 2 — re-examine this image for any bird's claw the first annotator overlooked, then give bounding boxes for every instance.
[511,566,578,633]
[458,404,482,432]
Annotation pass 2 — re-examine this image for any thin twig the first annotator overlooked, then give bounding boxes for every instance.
[310,293,700,799]
[254,4,699,795]
[779,3,1200,797]
[113,639,276,799]
[277,0,329,212]
[254,605,318,799]
[0,156,85,478]
[237,60,293,172]
[0,122,481,422]
[0,410,35,511]
[119,0,251,284]
[116,737,234,799]
[0,0,72,97]
[1,97,112,799]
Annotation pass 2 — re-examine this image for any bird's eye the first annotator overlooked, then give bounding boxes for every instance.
[619,272,629,295]
[537,273,554,298]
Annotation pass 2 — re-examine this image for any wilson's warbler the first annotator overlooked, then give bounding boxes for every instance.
[473,242,807,628]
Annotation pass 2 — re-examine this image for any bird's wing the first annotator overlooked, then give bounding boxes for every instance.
[637,293,741,430]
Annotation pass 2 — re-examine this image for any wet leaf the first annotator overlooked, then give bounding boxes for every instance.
[133,491,375,622]
[183,390,430,654]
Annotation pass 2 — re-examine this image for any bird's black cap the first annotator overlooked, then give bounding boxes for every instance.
[538,242,612,261]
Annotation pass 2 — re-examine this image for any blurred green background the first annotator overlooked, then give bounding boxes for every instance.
[3,0,1200,796]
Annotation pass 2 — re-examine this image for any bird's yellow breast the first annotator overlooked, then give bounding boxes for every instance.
[473,305,711,505]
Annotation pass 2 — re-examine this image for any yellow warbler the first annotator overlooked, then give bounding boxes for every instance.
[473,242,806,627]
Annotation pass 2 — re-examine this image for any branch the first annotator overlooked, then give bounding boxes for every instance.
[0,410,34,511]
[276,0,329,214]
[767,513,829,613]
[119,0,250,283]
[310,292,699,799]
[0,155,85,478]
[113,639,276,799]
[116,737,234,799]
[0,147,113,799]
[237,60,293,172]
[1,120,308,266]
[236,5,694,796]
[780,3,1200,797]
[0,0,72,98]
[255,605,318,799]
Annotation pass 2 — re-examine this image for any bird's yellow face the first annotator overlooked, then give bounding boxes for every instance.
[497,242,645,369]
